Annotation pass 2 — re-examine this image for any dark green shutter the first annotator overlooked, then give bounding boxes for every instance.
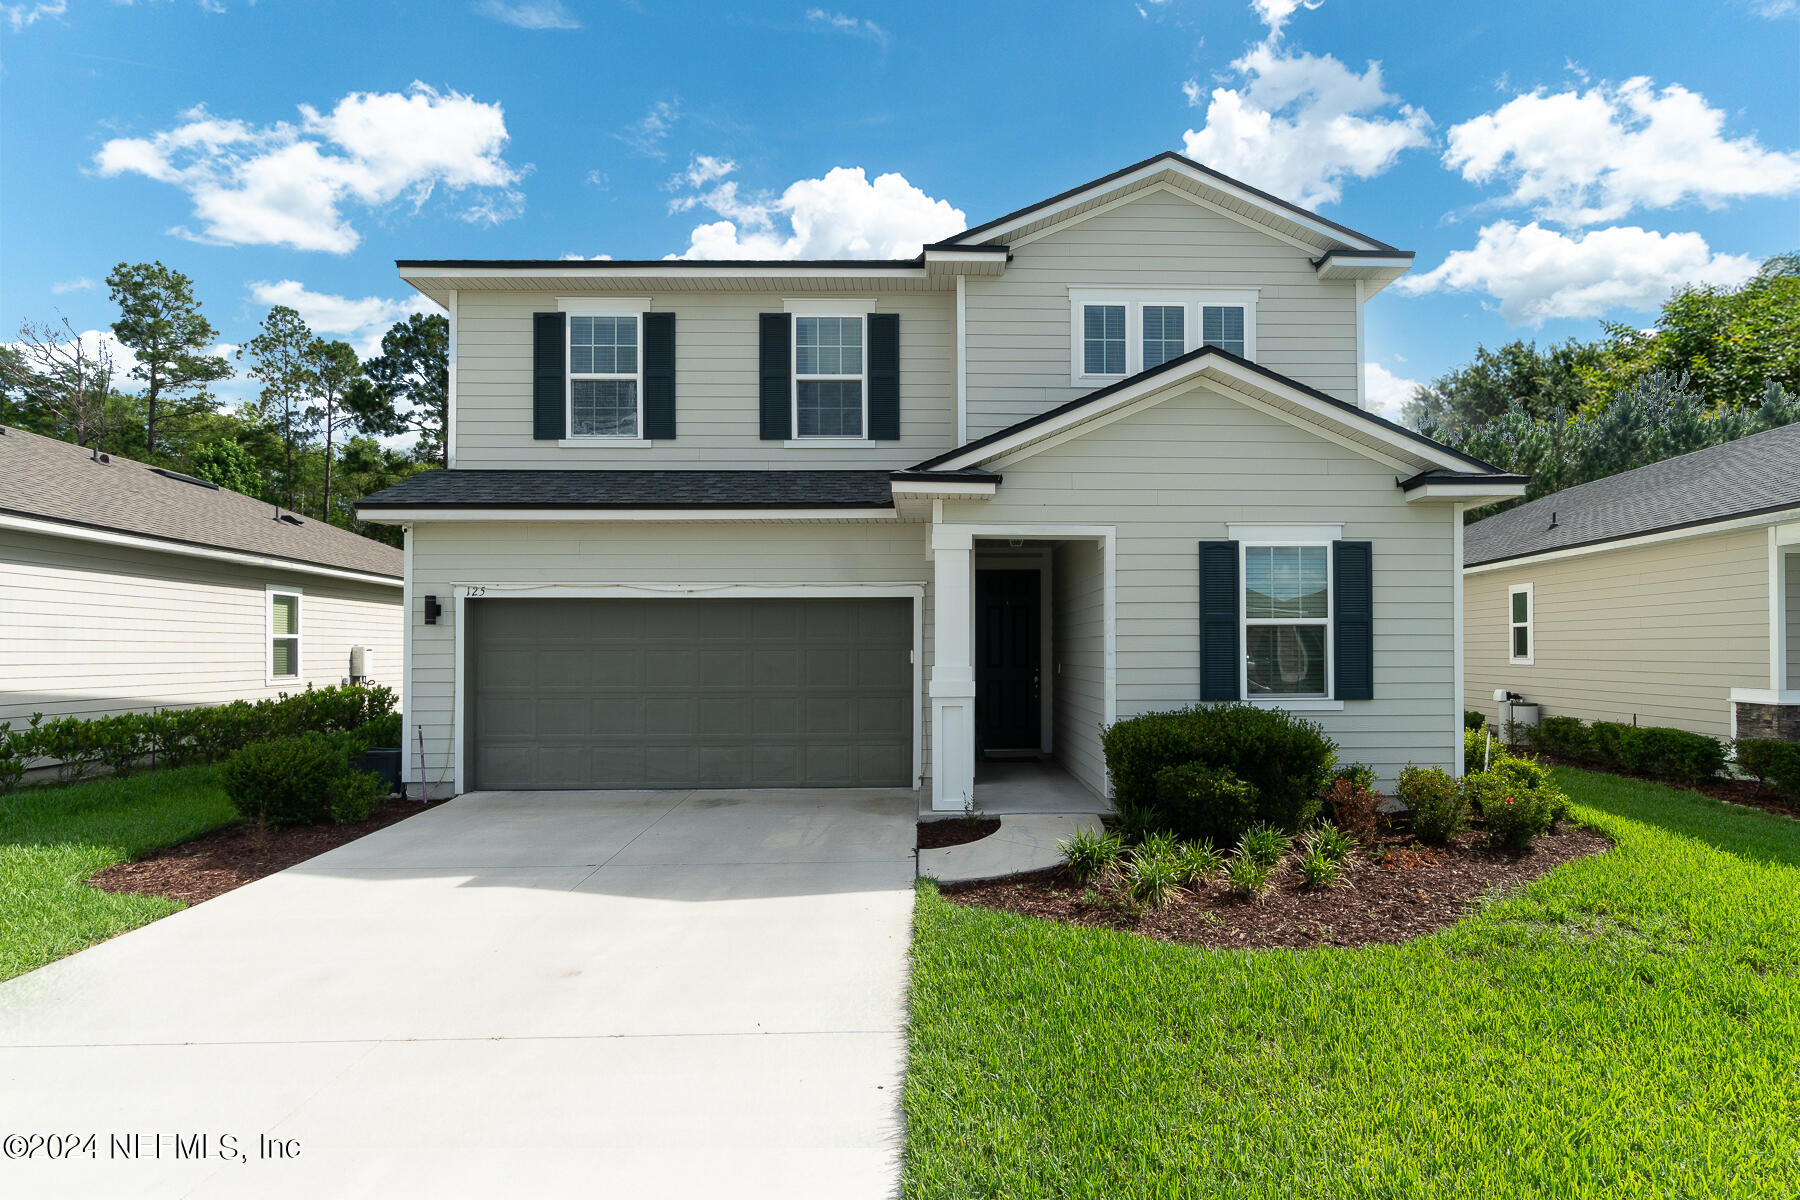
[532,312,565,440]
[1333,540,1374,700]
[643,311,676,440]
[867,312,899,440]
[1198,540,1241,701]
[758,313,791,440]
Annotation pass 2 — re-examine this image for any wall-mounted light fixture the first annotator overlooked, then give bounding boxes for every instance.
[424,595,441,625]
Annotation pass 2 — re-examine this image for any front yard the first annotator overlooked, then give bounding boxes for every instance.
[903,767,1800,1197]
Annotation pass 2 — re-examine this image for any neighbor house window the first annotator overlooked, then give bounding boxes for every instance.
[568,314,640,438]
[1509,583,1534,665]
[1069,290,1257,382]
[1142,304,1186,369]
[1202,305,1247,357]
[794,315,865,438]
[1243,544,1330,697]
[267,587,302,684]
[1083,304,1127,375]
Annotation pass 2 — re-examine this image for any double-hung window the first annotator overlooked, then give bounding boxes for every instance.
[267,586,301,686]
[568,314,641,438]
[1070,289,1257,383]
[1509,584,1534,665]
[1243,543,1330,698]
[794,314,866,438]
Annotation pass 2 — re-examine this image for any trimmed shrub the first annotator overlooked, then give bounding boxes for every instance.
[1398,765,1466,845]
[1736,738,1800,799]
[1151,763,1260,845]
[1103,703,1336,837]
[1587,722,1640,772]
[1321,776,1382,845]
[1630,726,1726,784]
[1465,772,1556,853]
[327,769,385,825]
[1464,710,1487,731]
[1531,715,1590,761]
[220,734,349,827]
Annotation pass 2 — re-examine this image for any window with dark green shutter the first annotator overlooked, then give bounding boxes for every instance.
[867,313,899,440]
[642,311,676,440]
[1333,541,1373,701]
[758,313,792,440]
[531,312,565,440]
[1198,541,1241,701]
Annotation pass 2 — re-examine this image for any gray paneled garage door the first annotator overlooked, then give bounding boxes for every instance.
[468,597,913,789]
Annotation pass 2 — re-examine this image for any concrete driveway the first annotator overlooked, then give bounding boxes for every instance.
[0,789,917,1199]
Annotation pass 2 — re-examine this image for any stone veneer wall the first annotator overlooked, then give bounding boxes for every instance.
[1735,702,1800,742]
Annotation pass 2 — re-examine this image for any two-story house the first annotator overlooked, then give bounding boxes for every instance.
[357,152,1525,810]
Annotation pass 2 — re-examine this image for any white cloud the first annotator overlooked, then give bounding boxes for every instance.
[615,99,680,159]
[93,82,524,253]
[676,154,736,188]
[51,277,96,294]
[805,8,889,47]
[1444,77,1800,226]
[1750,0,1796,15]
[1180,2,1430,208]
[248,280,434,357]
[1,0,65,32]
[1397,220,1759,325]
[475,0,580,29]
[1364,361,1418,421]
[669,162,965,259]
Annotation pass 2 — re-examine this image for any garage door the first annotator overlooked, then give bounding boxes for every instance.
[468,597,913,789]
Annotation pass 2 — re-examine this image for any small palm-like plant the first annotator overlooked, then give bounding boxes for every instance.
[1124,854,1184,910]
[1171,839,1223,886]
[1237,822,1293,867]
[1297,843,1346,889]
[1136,830,1180,861]
[1059,826,1125,882]
[1225,849,1277,900]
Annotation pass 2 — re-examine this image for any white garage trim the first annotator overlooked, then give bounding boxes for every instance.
[450,582,927,795]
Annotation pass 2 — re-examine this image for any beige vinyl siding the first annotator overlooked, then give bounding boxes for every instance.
[405,520,933,792]
[962,189,1362,440]
[945,381,1459,786]
[454,290,955,470]
[1052,538,1108,796]
[0,527,402,727]
[1463,528,1771,739]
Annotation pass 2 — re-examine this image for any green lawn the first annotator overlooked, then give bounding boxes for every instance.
[904,768,1800,1198]
[0,765,237,981]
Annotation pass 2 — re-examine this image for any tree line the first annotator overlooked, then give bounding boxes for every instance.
[1408,253,1800,515]
[0,262,448,548]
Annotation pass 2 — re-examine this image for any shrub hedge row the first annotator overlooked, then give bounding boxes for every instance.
[1525,710,1799,798]
[0,685,397,793]
[221,732,389,827]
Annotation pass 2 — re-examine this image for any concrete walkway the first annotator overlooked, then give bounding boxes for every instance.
[0,789,916,1199]
[918,813,1106,883]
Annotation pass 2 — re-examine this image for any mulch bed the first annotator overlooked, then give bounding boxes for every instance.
[918,817,1002,850]
[940,822,1612,950]
[87,794,452,905]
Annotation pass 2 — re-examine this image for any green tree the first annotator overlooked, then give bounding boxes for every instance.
[190,439,264,497]
[346,313,449,468]
[1584,253,1800,412]
[241,306,320,514]
[312,339,362,523]
[106,261,233,457]
[1406,338,1602,435]
[335,436,431,545]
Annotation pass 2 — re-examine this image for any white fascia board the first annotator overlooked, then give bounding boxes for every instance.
[890,480,997,499]
[0,511,402,588]
[1464,504,1800,575]
[355,507,900,524]
[950,160,1385,253]
[1404,482,1529,505]
[399,265,930,284]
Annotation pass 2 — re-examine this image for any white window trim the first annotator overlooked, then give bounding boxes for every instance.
[266,584,303,687]
[564,311,644,441]
[1231,524,1337,704]
[1068,287,1259,386]
[791,312,868,442]
[1509,582,1535,666]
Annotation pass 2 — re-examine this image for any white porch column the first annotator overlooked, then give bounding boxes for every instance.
[930,524,976,811]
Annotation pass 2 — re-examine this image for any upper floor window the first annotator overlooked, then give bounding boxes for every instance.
[568,314,640,438]
[794,314,865,438]
[1068,289,1258,384]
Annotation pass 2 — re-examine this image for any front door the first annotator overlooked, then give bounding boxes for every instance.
[975,569,1041,755]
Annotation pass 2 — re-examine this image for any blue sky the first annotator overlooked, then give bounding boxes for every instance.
[2,0,1796,419]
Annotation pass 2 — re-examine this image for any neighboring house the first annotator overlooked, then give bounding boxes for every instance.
[1464,423,1800,743]
[357,152,1523,809]
[0,426,404,731]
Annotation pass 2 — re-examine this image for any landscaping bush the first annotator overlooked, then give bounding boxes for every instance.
[1330,762,1378,793]
[1305,823,1357,864]
[1236,823,1292,867]
[1630,726,1727,784]
[1321,776,1382,845]
[1123,856,1183,910]
[1171,840,1223,886]
[1060,827,1125,882]
[1736,738,1800,799]
[1465,772,1556,853]
[1150,763,1260,844]
[0,685,397,794]
[1464,710,1486,731]
[1224,850,1275,900]
[1297,843,1344,889]
[219,732,386,828]
[1531,715,1590,761]
[1398,765,1466,845]
[1587,722,1640,772]
[1103,703,1336,838]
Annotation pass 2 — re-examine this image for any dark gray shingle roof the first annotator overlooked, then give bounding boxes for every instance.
[356,469,897,509]
[1463,422,1800,567]
[0,426,402,579]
